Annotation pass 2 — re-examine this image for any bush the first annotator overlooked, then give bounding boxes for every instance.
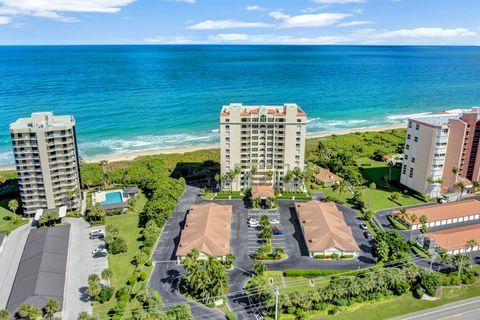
[128,275,137,286]
[412,286,423,299]
[225,312,237,320]
[115,286,131,299]
[461,273,476,285]
[141,246,152,256]
[393,281,410,295]
[95,286,114,303]
[132,252,148,266]
[108,237,128,254]
[143,236,156,248]
[112,300,127,315]
[139,271,148,281]
[332,298,348,306]
[446,273,461,286]
[145,259,153,267]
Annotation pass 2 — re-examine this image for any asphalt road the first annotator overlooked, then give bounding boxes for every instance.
[390,297,480,320]
[0,222,31,309]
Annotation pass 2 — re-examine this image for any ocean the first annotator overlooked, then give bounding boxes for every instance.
[1,45,480,166]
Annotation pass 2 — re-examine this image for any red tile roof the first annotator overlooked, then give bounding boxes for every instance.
[400,199,480,224]
[426,224,480,251]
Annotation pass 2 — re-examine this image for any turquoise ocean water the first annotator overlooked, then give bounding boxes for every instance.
[1,45,480,165]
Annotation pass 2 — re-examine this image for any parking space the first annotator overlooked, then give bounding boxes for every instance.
[245,209,287,255]
[88,226,109,279]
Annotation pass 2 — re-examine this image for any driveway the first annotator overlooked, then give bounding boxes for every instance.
[149,186,225,320]
[0,223,31,309]
[63,218,108,320]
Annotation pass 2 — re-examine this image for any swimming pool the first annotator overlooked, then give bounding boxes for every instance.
[101,192,123,205]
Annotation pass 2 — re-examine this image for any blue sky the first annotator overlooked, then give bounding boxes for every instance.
[0,0,478,45]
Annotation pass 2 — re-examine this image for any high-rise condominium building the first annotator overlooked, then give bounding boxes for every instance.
[10,112,82,216]
[220,103,307,191]
[400,108,480,198]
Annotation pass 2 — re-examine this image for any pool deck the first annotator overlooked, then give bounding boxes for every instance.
[92,189,124,205]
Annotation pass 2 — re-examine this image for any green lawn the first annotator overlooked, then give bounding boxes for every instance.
[0,200,28,234]
[263,271,330,294]
[93,193,148,318]
[320,283,480,320]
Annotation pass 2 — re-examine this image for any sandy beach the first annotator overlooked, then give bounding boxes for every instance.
[0,124,405,172]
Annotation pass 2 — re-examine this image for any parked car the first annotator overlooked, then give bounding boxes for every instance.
[271,226,283,235]
[363,231,373,240]
[269,219,280,224]
[92,248,108,258]
[359,223,368,230]
[248,221,260,227]
[438,193,459,203]
[89,229,104,239]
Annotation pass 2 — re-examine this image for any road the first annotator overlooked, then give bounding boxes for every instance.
[391,297,480,320]
[0,222,31,309]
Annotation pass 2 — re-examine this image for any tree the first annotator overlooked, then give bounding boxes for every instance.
[88,273,100,284]
[272,247,286,260]
[44,299,60,318]
[0,310,10,320]
[455,182,466,199]
[8,199,18,215]
[283,171,293,192]
[0,176,6,185]
[387,160,395,181]
[133,252,148,266]
[252,262,267,276]
[473,180,480,193]
[409,213,418,240]
[88,204,105,222]
[224,253,236,268]
[389,192,400,204]
[337,180,348,197]
[364,209,374,223]
[351,191,364,210]
[17,303,41,320]
[77,311,93,320]
[262,226,273,244]
[419,215,428,234]
[466,239,478,261]
[452,166,459,184]
[101,268,113,286]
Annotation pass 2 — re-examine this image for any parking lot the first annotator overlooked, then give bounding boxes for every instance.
[246,209,287,256]
[63,219,109,320]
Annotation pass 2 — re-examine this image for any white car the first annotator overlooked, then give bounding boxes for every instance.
[269,219,280,224]
[89,229,104,239]
[248,221,260,227]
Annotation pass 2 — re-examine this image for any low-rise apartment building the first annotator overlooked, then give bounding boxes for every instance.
[219,103,307,191]
[10,112,82,216]
[401,109,480,198]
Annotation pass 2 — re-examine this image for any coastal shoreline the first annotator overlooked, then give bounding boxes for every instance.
[0,124,405,172]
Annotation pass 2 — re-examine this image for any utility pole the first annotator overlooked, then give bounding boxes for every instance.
[274,286,279,320]
[458,250,466,277]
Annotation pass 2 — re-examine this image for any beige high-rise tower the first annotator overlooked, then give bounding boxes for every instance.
[219,103,307,192]
[10,112,82,216]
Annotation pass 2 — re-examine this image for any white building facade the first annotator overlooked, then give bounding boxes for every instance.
[220,103,307,191]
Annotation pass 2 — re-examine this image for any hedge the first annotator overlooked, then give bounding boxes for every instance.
[283,269,356,277]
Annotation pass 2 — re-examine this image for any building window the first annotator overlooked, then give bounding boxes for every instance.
[407,134,411,140]
[225,119,230,122]
[405,155,408,160]
[406,144,410,150]
[414,136,418,142]
[411,157,415,163]
[416,123,420,130]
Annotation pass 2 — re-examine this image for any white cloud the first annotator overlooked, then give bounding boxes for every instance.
[0,0,137,22]
[337,20,372,27]
[314,0,366,3]
[145,36,198,44]
[269,11,352,28]
[353,8,364,14]
[188,19,274,30]
[381,27,475,38]
[0,15,11,24]
[208,33,348,44]
[246,5,261,11]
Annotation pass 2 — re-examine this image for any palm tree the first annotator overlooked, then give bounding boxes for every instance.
[65,188,80,212]
[224,253,236,268]
[472,180,480,193]
[396,207,408,222]
[409,213,418,240]
[387,159,395,181]
[101,268,113,286]
[337,180,348,198]
[44,299,60,318]
[18,303,41,320]
[252,262,267,276]
[0,310,10,320]
[455,182,466,199]
[368,182,376,208]
[452,166,459,183]
[8,199,18,215]
[364,209,374,223]
[266,170,274,186]
[466,239,478,261]
[250,165,258,188]
[262,226,273,244]
[437,248,451,267]
[419,214,428,234]
[214,173,220,189]
[234,166,241,189]
[272,247,286,260]
[283,171,292,192]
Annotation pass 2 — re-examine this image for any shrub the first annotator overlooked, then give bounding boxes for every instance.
[446,273,461,286]
[108,237,128,254]
[225,312,237,320]
[145,259,153,267]
[461,273,476,285]
[287,306,296,314]
[115,286,131,299]
[112,300,127,315]
[143,236,156,248]
[133,252,148,266]
[128,275,137,286]
[393,281,410,295]
[95,286,114,303]
[139,271,148,281]
[140,246,152,256]
[328,307,340,315]
[412,286,423,299]
[332,298,348,306]
[284,269,353,277]
[294,309,307,320]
